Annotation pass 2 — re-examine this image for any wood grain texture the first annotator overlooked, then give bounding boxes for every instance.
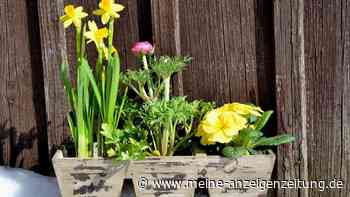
[38,0,70,159]
[274,0,308,196]
[53,150,128,197]
[275,0,349,196]
[130,156,199,197]
[203,153,275,197]
[305,0,343,196]
[151,0,184,96]
[152,0,259,104]
[0,0,46,170]
[341,1,350,196]
[53,151,275,197]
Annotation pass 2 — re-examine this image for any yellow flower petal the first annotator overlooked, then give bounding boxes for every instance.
[208,132,231,144]
[72,19,81,28]
[102,13,111,24]
[60,15,70,22]
[112,4,125,12]
[63,19,73,28]
[200,135,215,145]
[84,21,108,48]
[75,6,83,13]
[94,0,124,23]
[64,5,75,17]
[93,9,105,16]
[60,5,87,29]
[197,103,256,145]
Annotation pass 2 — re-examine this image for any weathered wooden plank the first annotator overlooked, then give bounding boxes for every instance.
[274,0,307,197]
[341,1,350,195]
[37,0,70,159]
[53,150,128,197]
[0,0,45,170]
[152,0,258,104]
[151,0,183,96]
[203,153,275,197]
[130,156,199,197]
[275,0,349,197]
[304,0,344,196]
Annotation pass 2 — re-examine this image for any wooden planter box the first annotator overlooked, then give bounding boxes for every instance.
[128,156,200,197]
[52,150,128,197]
[200,153,276,197]
[53,151,275,197]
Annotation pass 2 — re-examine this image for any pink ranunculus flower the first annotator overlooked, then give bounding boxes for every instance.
[131,41,154,56]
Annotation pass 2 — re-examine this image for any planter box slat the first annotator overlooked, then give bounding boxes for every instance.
[201,154,276,197]
[53,150,128,197]
[129,156,199,197]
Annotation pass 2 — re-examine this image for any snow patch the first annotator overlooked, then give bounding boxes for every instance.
[0,167,60,197]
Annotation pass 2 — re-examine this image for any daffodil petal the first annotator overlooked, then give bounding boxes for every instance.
[88,21,98,32]
[80,12,88,18]
[63,19,73,28]
[112,4,125,12]
[72,19,81,28]
[59,15,70,22]
[75,6,83,13]
[102,13,110,24]
[93,9,105,16]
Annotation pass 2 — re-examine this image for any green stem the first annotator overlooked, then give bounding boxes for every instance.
[164,77,171,101]
[169,120,176,154]
[75,27,82,63]
[142,55,154,99]
[115,87,128,126]
[78,132,91,158]
[96,47,103,80]
[161,128,168,156]
[108,19,114,59]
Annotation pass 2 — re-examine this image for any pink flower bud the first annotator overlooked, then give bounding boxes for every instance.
[131,41,154,56]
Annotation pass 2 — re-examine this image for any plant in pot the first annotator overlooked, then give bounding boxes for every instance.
[121,42,215,196]
[53,1,295,197]
[53,1,148,197]
[194,103,295,196]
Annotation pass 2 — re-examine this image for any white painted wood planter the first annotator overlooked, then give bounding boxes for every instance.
[53,150,275,197]
[128,156,200,197]
[200,153,276,197]
[52,150,128,197]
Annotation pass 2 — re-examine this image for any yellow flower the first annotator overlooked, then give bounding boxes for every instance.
[60,5,88,28]
[84,21,108,48]
[102,44,118,60]
[93,0,125,24]
[220,103,263,117]
[196,109,248,145]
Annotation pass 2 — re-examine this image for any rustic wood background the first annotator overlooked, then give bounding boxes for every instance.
[0,0,349,196]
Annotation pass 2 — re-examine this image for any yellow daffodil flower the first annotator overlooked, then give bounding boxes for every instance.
[220,103,263,117]
[196,109,248,145]
[102,44,117,60]
[84,21,108,48]
[93,0,125,24]
[60,5,88,28]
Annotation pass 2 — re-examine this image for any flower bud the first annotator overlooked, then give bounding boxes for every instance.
[131,41,154,56]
